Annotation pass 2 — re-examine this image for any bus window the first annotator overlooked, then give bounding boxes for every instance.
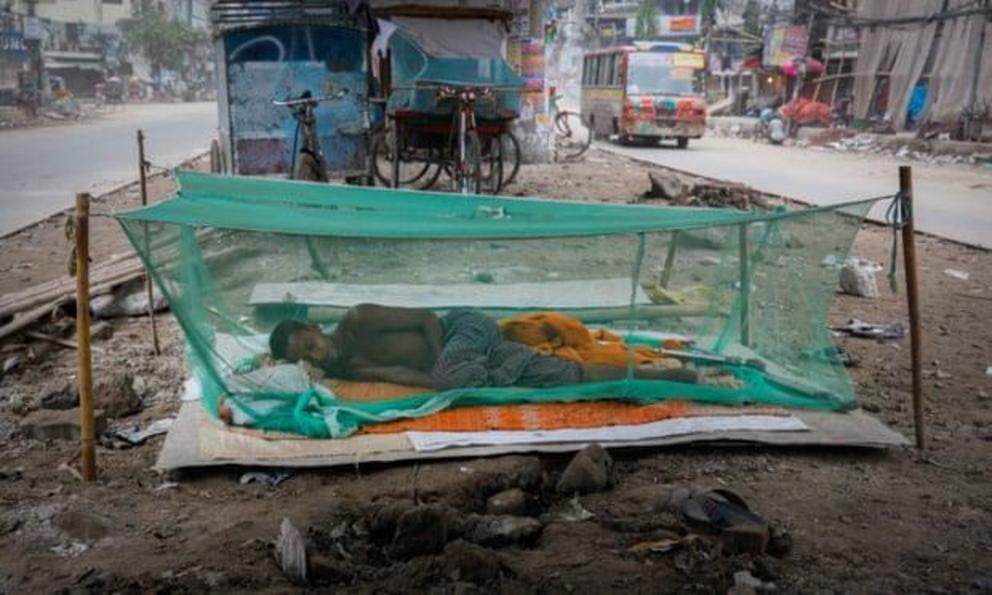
[625,52,702,96]
[612,53,622,87]
[604,54,614,87]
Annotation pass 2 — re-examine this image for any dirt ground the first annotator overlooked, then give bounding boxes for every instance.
[0,149,990,594]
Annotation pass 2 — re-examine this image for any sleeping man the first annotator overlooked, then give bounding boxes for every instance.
[269,304,697,391]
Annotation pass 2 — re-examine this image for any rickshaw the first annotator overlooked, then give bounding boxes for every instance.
[208,0,374,182]
[370,11,526,194]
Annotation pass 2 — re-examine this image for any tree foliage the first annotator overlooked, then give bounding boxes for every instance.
[635,0,659,40]
[120,1,207,77]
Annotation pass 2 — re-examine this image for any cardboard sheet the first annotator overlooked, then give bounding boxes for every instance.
[156,403,908,471]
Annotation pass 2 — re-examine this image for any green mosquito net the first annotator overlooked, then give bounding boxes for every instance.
[116,171,883,438]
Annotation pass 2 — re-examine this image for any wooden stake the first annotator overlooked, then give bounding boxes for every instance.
[137,129,161,356]
[659,231,680,288]
[74,193,96,482]
[899,166,925,449]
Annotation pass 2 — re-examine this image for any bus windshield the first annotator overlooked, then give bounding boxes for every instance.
[626,52,702,96]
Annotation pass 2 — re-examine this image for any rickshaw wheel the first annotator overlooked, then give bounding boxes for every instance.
[370,126,433,188]
[499,132,521,188]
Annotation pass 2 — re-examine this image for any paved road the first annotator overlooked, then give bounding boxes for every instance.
[601,136,992,248]
[0,102,216,236]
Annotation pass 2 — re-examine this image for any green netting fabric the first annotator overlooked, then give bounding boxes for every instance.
[117,171,887,438]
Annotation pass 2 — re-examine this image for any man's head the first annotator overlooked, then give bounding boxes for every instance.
[269,320,337,367]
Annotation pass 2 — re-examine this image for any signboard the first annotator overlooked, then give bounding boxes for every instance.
[763,24,808,67]
[658,15,699,35]
[673,52,705,69]
[0,31,29,60]
[23,17,43,41]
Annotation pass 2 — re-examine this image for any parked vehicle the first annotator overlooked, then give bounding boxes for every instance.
[208,0,373,181]
[580,42,706,148]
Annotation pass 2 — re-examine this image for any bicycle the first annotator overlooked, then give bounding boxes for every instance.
[273,88,349,183]
[549,92,592,161]
[272,88,349,280]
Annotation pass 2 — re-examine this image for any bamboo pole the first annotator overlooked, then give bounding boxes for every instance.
[137,129,160,356]
[899,166,925,449]
[74,193,96,481]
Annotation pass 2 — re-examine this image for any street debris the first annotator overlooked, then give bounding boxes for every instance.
[839,259,882,298]
[557,495,596,522]
[832,319,907,341]
[274,518,308,584]
[239,470,292,487]
[943,268,971,281]
[112,418,174,446]
[90,278,168,319]
[641,172,769,210]
[0,467,24,481]
[50,542,89,558]
[462,514,543,547]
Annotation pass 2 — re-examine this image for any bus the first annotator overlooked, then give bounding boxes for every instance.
[580,42,706,148]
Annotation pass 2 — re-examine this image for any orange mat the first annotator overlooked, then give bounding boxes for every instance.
[360,400,789,435]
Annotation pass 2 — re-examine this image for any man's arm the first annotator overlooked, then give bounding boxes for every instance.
[349,365,435,388]
[343,304,443,359]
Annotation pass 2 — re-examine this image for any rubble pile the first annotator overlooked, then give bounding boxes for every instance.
[643,172,770,210]
[270,445,789,591]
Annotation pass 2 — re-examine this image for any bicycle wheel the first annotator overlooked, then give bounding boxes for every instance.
[499,132,522,188]
[554,111,592,160]
[479,133,503,194]
[370,124,432,188]
[450,129,482,194]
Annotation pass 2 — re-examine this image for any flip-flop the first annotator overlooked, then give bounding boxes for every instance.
[669,487,768,532]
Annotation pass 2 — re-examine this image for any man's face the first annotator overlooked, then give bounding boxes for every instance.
[286,327,336,367]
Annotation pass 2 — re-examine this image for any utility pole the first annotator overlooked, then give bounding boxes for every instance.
[963,0,989,140]
[24,0,43,111]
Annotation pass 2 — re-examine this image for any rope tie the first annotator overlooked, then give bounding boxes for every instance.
[885,192,908,293]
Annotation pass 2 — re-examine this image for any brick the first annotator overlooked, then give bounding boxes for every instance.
[19,407,106,441]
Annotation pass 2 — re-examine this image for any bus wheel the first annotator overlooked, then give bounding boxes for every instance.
[676,137,689,149]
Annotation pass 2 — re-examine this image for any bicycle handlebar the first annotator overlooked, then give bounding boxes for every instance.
[272,89,349,107]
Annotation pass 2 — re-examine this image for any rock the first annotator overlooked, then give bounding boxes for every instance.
[444,540,502,585]
[839,260,879,298]
[485,488,532,516]
[55,510,111,542]
[644,172,688,201]
[90,279,168,319]
[41,382,78,410]
[94,371,142,418]
[367,498,415,539]
[734,570,764,590]
[90,321,114,341]
[309,554,357,584]
[390,505,449,560]
[462,514,542,547]
[19,408,106,441]
[274,517,308,584]
[473,271,495,284]
[557,444,615,495]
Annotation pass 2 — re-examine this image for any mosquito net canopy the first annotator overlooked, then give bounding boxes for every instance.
[116,172,882,438]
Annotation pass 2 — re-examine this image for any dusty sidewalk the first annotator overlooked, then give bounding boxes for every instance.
[0,150,990,593]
